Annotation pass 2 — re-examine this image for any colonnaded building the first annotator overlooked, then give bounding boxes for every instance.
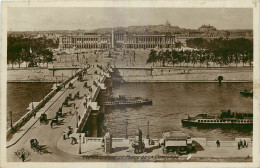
[59,29,176,50]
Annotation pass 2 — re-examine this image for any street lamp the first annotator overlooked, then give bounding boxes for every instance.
[79,133,82,154]
[32,95,34,110]
[56,77,58,87]
[125,121,128,139]
[76,110,78,128]
[147,121,150,139]
[9,111,13,129]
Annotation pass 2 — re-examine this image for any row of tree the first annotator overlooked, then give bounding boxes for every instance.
[7,36,58,68]
[185,38,253,52]
[147,38,253,68]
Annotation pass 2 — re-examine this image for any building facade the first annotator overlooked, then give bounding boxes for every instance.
[59,30,176,49]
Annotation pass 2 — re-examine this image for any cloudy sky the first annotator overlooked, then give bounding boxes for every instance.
[7,8,253,31]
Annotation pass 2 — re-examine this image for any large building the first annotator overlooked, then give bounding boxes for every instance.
[198,24,217,32]
[59,29,176,49]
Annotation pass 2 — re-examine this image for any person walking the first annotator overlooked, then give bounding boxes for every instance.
[63,132,66,140]
[21,153,25,162]
[216,140,220,147]
[240,139,243,148]
[34,112,36,119]
[244,140,247,148]
[50,121,53,129]
[238,142,240,150]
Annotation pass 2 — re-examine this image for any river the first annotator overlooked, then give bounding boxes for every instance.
[7,82,54,129]
[99,82,253,140]
[7,82,253,140]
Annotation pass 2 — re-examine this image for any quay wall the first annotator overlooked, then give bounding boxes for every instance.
[7,68,80,82]
[116,67,253,82]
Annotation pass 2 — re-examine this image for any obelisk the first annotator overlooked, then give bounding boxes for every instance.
[111,28,114,49]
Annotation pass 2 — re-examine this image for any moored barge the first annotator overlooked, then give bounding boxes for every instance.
[104,95,152,106]
[181,110,253,126]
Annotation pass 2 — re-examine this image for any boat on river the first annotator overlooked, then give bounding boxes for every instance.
[104,95,152,106]
[240,89,253,97]
[181,110,253,126]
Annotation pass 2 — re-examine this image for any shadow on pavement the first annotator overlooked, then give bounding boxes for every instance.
[146,145,159,153]
[190,141,205,154]
[113,147,129,153]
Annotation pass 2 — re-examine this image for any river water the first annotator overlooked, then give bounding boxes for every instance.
[7,82,54,129]
[7,82,253,140]
[99,82,253,140]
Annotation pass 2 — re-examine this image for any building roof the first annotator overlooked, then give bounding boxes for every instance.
[162,131,188,140]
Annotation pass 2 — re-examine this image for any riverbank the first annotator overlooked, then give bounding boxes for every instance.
[116,67,253,82]
[7,68,79,82]
[7,66,253,83]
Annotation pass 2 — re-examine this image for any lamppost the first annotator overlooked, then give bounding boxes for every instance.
[79,133,82,154]
[9,111,13,129]
[125,121,128,139]
[56,76,58,87]
[31,95,34,110]
[76,110,78,128]
[147,121,150,139]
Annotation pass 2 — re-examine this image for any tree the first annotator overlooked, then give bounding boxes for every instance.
[247,51,253,68]
[198,50,205,67]
[191,52,197,67]
[178,50,184,67]
[146,49,157,67]
[43,49,54,67]
[234,53,240,67]
[170,50,179,67]
[184,50,191,67]
[242,52,249,67]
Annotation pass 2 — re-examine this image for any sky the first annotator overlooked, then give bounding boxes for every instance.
[7,8,253,31]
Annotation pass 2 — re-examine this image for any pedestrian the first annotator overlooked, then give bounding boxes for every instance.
[21,153,25,162]
[244,140,247,148]
[78,115,81,121]
[34,112,36,119]
[216,140,220,147]
[240,139,243,148]
[69,108,72,116]
[238,142,240,150]
[63,132,66,140]
[50,121,53,129]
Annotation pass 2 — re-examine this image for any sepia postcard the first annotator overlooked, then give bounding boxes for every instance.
[1,0,260,168]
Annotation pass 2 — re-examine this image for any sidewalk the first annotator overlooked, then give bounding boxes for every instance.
[57,137,252,160]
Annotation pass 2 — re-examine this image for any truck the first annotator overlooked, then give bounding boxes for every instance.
[159,131,194,155]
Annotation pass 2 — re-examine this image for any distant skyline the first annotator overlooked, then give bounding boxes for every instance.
[7,8,253,31]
